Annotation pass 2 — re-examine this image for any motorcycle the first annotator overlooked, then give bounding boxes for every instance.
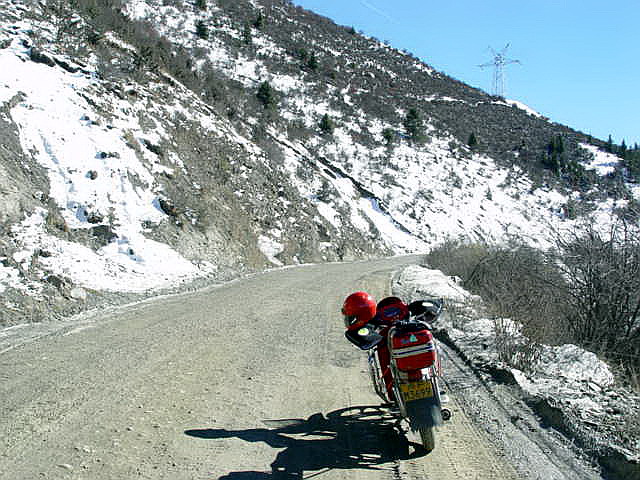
[344,297,451,452]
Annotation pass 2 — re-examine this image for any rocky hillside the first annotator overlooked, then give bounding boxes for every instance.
[0,0,631,324]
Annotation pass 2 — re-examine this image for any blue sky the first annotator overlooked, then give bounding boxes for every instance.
[292,0,639,146]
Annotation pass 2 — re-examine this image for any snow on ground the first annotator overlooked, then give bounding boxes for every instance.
[0,0,634,300]
[11,209,205,293]
[396,264,617,415]
[0,22,214,294]
[394,265,474,303]
[396,264,640,472]
[317,125,569,250]
[580,143,619,176]
[500,99,544,118]
[257,234,284,266]
[275,132,428,253]
[397,264,640,466]
[0,262,36,296]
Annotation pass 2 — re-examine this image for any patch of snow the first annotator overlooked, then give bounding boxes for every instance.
[0,263,24,295]
[123,0,154,20]
[499,99,544,118]
[103,32,137,54]
[537,344,614,387]
[270,73,305,94]
[395,265,473,303]
[580,143,619,176]
[11,209,207,293]
[424,95,465,104]
[258,235,284,266]
[315,202,341,229]
[0,27,222,293]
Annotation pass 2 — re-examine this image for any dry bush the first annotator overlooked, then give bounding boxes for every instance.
[465,243,569,345]
[425,240,559,372]
[445,301,478,329]
[549,220,640,370]
[423,238,490,283]
[426,240,567,343]
[493,318,544,371]
[426,220,640,380]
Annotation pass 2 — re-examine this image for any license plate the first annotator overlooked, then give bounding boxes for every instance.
[400,380,433,401]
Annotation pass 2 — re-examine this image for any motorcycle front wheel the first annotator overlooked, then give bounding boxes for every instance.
[419,426,435,452]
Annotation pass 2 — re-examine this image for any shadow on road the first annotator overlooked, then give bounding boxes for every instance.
[185,405,427,479]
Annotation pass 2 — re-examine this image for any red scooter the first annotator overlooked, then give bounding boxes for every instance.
[345,297,451,452]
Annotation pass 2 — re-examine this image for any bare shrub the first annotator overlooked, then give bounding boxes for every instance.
[445,298,485,329]
[625,402,640,439]
[550,219,640,372]
[426,218,640,381]
[493,318,544,371]
[465,243,568,345]
[423,238,490,283]
[426,240,567,342]
[627,364,640,392]
[425,239,566,372]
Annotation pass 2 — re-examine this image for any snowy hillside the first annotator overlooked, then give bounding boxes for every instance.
[0,0,630,323]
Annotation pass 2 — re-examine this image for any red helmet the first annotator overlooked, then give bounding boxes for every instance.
[376,296,409,325]
[342,291,376,330]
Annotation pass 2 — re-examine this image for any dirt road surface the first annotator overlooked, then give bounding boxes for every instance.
[0,258,588,479]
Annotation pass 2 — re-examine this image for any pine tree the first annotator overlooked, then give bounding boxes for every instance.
[243,22,252,45]
[319,114,334,135]
[195,20,208,40]
[543,135,565,174]
[253,12,264,29]
[403,108,423,143]
[256,81,275,108]
[306,52,319,71]
[467,132,478,149]
[382,128,395,145]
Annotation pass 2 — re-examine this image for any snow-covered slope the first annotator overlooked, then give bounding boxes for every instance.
[0,0,632,322]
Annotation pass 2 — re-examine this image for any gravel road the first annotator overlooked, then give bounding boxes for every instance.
[0,257,596,479]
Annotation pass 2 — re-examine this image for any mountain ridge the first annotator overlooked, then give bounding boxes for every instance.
[0,0,631,324]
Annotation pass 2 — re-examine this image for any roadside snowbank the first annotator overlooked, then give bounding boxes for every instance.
[395,266,616,388]
[394,264,640,477]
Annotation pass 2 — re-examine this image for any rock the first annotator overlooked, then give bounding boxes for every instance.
[70,287,87,301]
[587,381,602,393]
[54,58,80,73]
[96,151,120,159]
[158,198,179,217]
[86,212,103,224]
[90,225,118,245]
[45,275,67,289]
[29,48,55,67]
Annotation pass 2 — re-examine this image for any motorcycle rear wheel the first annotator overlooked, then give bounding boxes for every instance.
[419,426,435,452]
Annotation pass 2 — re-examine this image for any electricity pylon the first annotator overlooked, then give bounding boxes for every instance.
[479,44,520,97]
